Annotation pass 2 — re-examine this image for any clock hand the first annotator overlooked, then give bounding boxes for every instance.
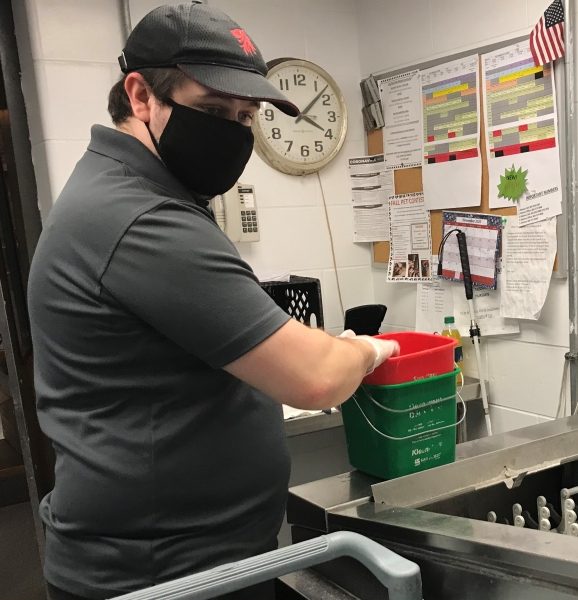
[300,114,325,132]
[295,84,328,123]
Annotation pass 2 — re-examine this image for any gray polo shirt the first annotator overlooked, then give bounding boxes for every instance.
[27,125,291,599]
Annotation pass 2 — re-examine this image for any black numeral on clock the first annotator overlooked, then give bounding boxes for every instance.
[285,140,293,152]
[301,145,310,157]
[279,78,290,91]
[293,73,306,86]
[322,94,331,106]
[272,128,281,139]
[327,111,336,122]
[264,109,275,121]
[324,129,333,140]
[315,141,323,152]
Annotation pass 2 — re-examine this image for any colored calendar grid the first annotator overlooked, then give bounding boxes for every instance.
[485,58,554,128]
[422,71,478,143]
[424,138,479,164]
[490,119,556,157]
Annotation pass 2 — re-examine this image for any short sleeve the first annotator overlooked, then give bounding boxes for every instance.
[100,201,290,367]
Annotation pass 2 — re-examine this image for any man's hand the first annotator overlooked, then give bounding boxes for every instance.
[339,329,400,374]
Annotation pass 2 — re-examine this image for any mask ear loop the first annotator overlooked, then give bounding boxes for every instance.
[145,121,163,157]
[141,80,169,157]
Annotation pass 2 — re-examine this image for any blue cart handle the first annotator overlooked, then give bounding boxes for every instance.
[109,531,422,600]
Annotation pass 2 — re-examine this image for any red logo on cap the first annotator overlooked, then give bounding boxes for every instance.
[230,29,257,56]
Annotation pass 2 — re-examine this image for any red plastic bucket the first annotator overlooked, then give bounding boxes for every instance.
[363,331,456,386]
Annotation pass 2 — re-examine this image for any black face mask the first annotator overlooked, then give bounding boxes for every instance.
[148,98,254,197]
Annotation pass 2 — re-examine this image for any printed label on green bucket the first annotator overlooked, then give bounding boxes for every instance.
[409,431,447,469]
[341,369,458,480]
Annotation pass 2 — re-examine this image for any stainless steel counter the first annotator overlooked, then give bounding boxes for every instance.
[287,416,578,600]
[284,411,343,438]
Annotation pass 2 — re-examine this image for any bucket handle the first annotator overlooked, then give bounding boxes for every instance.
[351,391,466,442]
[358,385,457,414]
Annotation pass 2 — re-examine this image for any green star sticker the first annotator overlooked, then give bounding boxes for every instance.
[497,164,528,202]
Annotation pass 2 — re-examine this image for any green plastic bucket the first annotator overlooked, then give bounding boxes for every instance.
[341,369,460,480]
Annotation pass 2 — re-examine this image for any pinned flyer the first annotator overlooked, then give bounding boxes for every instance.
[482,40,562,225]
[348,154,392,242]
[421,55,482,210]
[440,211,501,290]
[500,216,557,320]
[379,70,422,168]
[387,193,432,282]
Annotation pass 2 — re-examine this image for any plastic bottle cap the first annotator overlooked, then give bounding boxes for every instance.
[444,316,455,324]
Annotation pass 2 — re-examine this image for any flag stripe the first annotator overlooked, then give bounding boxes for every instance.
[537,19,550,64]
[542,18,556,56]
[553,23,565,56]
[546,20,561,56]
[530,29,542,65]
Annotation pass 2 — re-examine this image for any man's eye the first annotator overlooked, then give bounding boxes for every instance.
[238,112,254,126]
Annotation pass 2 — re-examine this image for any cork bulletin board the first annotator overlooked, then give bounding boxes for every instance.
[369,36,566,273]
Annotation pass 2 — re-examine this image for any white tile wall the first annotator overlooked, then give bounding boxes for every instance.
[486,339,567,418]
[322,266,375,330]
[236,205,333,274]
[430,0,528,57]
[489,405,553,435]
[128,0,185,27]
[212,1,307,60]
[325,205,372,267]
[35,61,115,141]
[514,279,570,346]
[372,272,418,330]
[27,0,123,62]
[356,0,534,77]
[241,155,324,209]
[356,0,434,75]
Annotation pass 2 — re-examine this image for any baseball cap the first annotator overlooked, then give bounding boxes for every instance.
[118,2,299,117]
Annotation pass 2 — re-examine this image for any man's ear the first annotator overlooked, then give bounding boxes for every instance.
[124,72,153,123]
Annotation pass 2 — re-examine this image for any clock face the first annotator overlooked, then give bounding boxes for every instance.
[252,59,347,175]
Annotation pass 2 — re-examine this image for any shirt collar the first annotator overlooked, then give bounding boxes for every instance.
[87,125,212,209]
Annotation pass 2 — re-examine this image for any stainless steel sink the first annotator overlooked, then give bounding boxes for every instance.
[287,416,578,600]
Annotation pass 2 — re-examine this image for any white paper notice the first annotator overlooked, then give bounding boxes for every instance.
[353,205,390,243]
[500,216,557,320]
[387,193,432,282]
[379,70,422,168]
[349,154,391,242]
[482,40,562,224]
[416,274,519,336]
[421,55,482,210]
[453,278,520,337]
[416,277,454,333]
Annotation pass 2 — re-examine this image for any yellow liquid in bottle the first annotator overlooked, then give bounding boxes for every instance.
[441,323,464,386]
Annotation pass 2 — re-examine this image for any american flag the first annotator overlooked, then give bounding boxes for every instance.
[530,0,565,66]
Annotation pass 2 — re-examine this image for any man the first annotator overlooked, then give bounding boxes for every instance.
[27,3,399,600]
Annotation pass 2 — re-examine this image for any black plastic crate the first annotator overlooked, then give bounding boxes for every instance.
[260,275,324,329]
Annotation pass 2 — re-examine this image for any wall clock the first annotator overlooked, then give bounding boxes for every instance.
[252,58,348,175]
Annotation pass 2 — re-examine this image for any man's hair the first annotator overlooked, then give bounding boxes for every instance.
[108,67,188,125]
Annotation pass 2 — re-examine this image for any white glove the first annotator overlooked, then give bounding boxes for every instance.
[339,330,400,374]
